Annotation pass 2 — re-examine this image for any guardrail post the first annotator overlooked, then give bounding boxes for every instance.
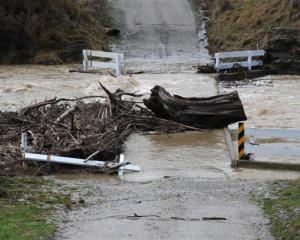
[115,54,120,76]
[83,50,88,71]
[215,53,220,71]
[247,51,252,71]
[119,54,125,74]
[21,133,28,153]
[238,122,246,160]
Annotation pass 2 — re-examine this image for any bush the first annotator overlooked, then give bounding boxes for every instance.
[0,0,110,63]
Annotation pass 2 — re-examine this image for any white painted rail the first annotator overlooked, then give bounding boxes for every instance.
[21,133,140,173]
[214,50,265,71]
[83,50,124,76]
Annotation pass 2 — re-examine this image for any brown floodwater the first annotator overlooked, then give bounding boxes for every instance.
[1,65,300,180]
[222,75,300,129]
[222,75,300,167]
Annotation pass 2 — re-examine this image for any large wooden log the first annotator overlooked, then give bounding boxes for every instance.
[143,86,247,129]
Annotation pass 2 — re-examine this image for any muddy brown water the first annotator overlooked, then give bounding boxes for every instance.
[1,65,299,181]
[1,0,299,238]
[0,65,232,180]
[223,75,300,166]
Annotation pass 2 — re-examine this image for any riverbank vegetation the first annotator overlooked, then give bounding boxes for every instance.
[195,0,300,52]
[260,179,300,240]
[0,0,112,64]
[0,177,72,240]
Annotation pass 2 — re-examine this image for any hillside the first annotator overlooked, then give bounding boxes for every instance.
[197,0,300,53]
[0,0,111,64]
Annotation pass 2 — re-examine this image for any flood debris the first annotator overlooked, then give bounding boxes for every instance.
[0,84,247,175]
[0,84,197,175]
[23,151,140,174]
[221,78,273,89]
[216,69,266,82]
[194,63,216,74]
[143,86,247,129]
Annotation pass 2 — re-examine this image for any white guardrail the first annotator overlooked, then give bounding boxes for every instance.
[83,50,124,76]
[214,50,265,71]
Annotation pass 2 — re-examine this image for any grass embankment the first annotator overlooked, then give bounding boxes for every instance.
[0,177,72,240]
[0,0,112,64]
[199,0,300,52]
[260,179,300,240]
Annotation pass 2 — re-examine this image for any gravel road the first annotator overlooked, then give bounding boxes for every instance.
[56,178,273,240]
[111,0,210,72]
[56,1,274,239]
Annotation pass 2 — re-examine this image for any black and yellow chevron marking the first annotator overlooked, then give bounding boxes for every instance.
[238,122,245,160]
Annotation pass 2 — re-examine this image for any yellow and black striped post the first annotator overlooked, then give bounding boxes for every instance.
[238,122,245,160]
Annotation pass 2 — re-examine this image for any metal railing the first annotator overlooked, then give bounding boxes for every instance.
[83,50,124,76]
[214,50,265,71]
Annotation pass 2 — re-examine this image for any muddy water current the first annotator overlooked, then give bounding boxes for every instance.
[0,65,231,179]
[1,65,299,180]
[222,75,300,166]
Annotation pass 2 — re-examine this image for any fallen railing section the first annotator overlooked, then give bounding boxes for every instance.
[21,133,140,175]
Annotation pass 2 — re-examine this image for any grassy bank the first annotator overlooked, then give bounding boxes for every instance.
[0,0,112,64]
[259,179,300,240]
[0,177,72,240]
[196,0,300,53]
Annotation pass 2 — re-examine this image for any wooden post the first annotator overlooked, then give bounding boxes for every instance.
[247,51,252,71]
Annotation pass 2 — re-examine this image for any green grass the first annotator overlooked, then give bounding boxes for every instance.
[0,177,72,240]
[260,179,300,240]
[0,205,56,240]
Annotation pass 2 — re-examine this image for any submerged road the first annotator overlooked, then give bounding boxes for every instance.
[56,0,273,239]
[111,0,209,72]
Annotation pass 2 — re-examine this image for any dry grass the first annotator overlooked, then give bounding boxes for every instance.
[205,0,300,52]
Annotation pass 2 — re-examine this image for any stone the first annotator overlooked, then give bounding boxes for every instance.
[264,27,300,74]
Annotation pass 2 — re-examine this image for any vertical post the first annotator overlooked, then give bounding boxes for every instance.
[83,50,88,71]
[21,133,28,169]
[115,54,120,76]
[118,154,125,176]
[238,122,245,160]
[21,133,28,153]
[215,53,220,72]
[119,54,125,75]
[248,51,252,71]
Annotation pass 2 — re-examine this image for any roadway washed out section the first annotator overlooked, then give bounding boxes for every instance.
[3,82,240,175]
[0,66,233,178]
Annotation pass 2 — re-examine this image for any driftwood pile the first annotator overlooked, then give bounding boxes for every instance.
[0,84,247,175]
[0,84,197,175]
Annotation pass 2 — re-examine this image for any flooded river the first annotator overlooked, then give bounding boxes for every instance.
[222,75,300,166]
[0,64,234,180]
[1,0,299,239]
[1,65,299,180]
